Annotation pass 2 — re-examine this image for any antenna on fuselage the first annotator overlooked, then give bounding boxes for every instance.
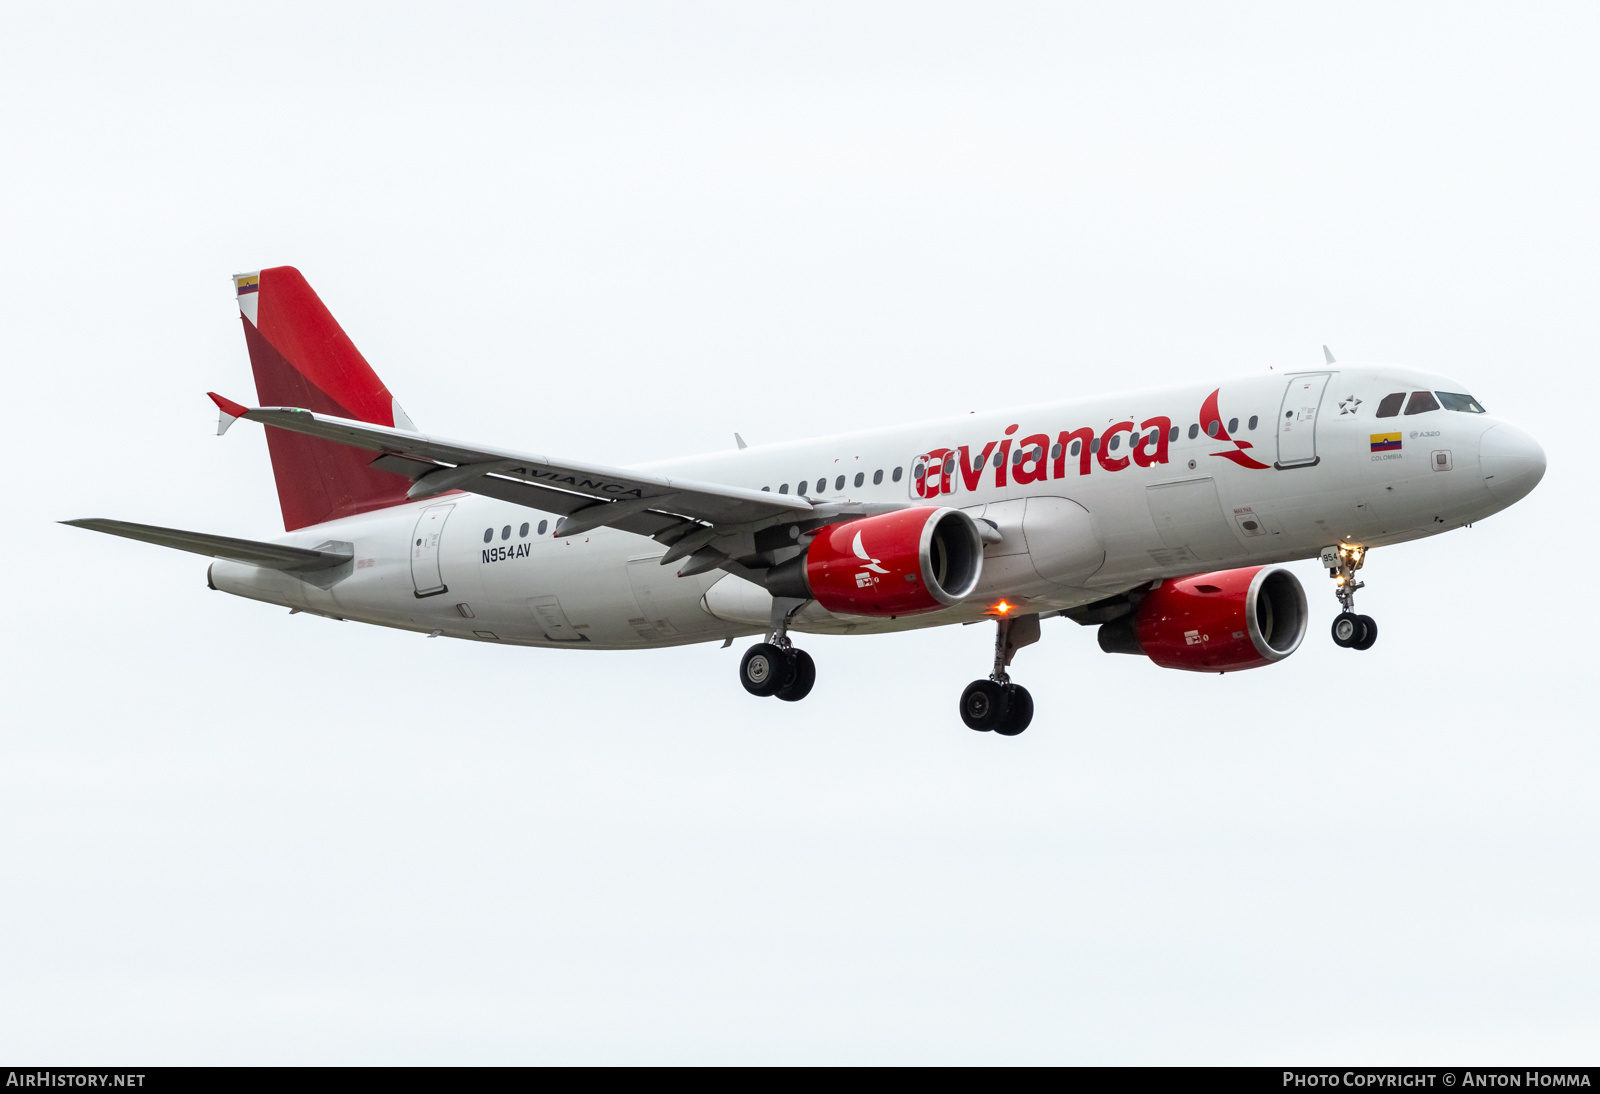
[735,433,748,450]
[1323,345,1336,365]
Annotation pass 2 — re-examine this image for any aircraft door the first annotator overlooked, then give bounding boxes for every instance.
[1146,477,1247,563]
[1276,373,1331,468]
[410,503,455,597]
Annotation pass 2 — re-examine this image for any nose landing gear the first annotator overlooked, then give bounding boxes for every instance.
[1323,544,1378,651]
[960,612,1039,736]
[738,597,816,702]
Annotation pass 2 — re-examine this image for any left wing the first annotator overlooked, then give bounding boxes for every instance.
[209,394,901,576]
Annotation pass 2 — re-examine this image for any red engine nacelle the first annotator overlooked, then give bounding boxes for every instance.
[1097,566,1308,671]
[765,506,984,616]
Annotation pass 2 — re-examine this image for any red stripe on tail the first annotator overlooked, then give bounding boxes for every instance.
[241,267,412,531]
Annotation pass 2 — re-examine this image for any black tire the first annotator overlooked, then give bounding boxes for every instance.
[775,649,816,702]
[1353,614,1378,651]
[994,685,1033,736]
[1331,612,1362,648]
[740,643,788,697]
[960,679,1005,731]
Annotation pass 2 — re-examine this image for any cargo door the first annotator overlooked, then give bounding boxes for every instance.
[1145,478,1246,563]
[1276,373,1331,468]
[410,503,454,597]
[626,555,722,640]
[626,557,679,639]
[527,594,587,642]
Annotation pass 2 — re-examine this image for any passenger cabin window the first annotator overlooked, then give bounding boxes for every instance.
[519,523,529,538]
[537,520,548,535]
[892,467,903,482]
[1168,426,1179,442]
[854,472,864,487]
[1375,392,1406,418]
[1247,415,1258,430]
[778,483,789,494]
[1188,424,1199,439]
[835,475,845,491]
[1437,391,1486,414]
[873,469,883,485]
[1404,390,1440,415]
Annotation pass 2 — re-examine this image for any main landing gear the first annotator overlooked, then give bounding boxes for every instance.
[738,597,816,703]
[1323,544,1378,651]
[960,612,1040,736]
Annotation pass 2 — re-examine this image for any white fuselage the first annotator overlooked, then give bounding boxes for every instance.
[209,365,1542,648]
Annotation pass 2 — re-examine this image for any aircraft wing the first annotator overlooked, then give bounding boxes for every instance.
[209,394,815,542]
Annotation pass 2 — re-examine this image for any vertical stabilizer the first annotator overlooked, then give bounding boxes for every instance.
[234,267,417,530]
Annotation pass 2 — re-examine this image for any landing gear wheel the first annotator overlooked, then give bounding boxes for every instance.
[993,685,1033,736]
[1352,615,1378,651]
[960,680,1005,731]
[740,642,789,697]
[775,649,816,702]
[1331,612,1362,648]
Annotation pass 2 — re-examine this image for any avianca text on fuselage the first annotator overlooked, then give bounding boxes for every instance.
[911,388,1268,499]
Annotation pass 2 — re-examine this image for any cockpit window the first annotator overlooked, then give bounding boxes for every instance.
[1436,391,1486,414]
[1375,392,1405,418]
[1404,390,1440,415]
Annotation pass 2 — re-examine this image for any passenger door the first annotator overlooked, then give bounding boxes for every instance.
[1276,373,1331,468]
[410,503,454,597]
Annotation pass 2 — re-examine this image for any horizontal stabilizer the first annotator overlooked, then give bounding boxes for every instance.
[62,518,353,571]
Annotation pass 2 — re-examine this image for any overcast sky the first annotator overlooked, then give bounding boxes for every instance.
[2,2,1595,1064]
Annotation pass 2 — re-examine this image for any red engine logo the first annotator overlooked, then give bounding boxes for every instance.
[765,507,984,617]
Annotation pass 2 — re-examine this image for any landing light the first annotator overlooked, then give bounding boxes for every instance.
[990,600,1013,615]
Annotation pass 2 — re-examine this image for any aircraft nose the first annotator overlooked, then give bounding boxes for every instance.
[1479,422,1547,504]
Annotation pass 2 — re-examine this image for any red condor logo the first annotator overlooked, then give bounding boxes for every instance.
[1198,388,1271,470]
[911,388,1268,498]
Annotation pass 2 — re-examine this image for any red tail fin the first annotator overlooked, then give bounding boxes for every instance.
[234,267,415,531]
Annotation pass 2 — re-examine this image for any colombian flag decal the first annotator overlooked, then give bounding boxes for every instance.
[234,274,259,295]
[1370,432,1402,452]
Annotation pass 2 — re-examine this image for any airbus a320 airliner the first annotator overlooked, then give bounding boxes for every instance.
[68,268,1547,735]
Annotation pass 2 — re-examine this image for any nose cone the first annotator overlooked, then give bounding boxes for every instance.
[1480,423,1547,505]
